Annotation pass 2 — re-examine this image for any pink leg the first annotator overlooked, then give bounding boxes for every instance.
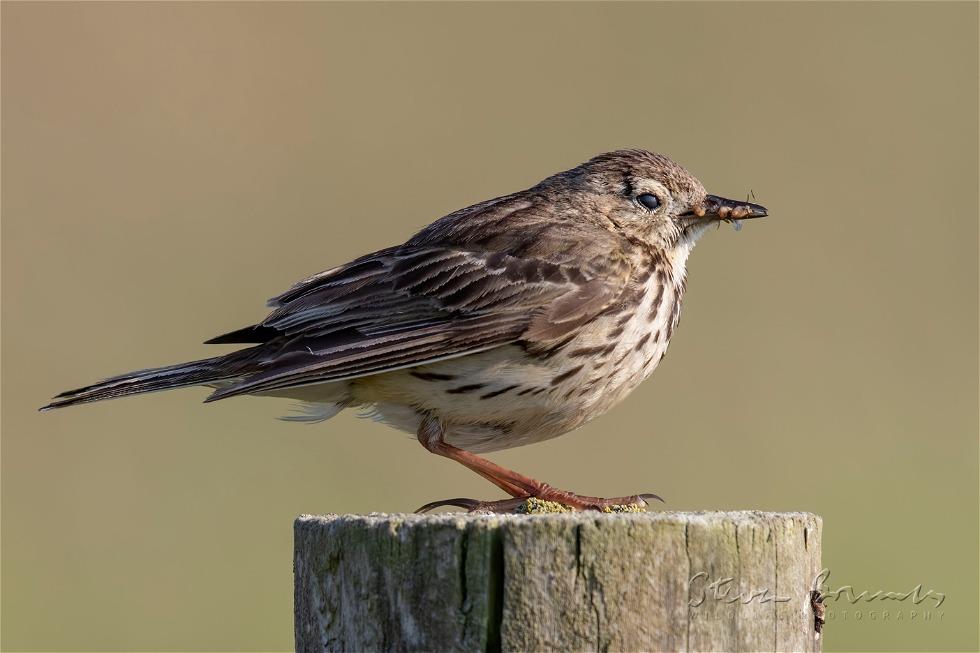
[415,417,663,513]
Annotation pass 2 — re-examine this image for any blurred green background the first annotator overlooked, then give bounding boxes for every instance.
[2,2,977,651]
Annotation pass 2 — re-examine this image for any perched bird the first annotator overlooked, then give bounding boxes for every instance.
[43,149,767,512]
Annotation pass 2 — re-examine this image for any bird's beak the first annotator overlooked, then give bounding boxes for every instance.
[692,195,768,220]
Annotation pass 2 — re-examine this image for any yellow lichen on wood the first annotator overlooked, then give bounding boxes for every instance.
[515,498,647,514]
[516,498,571,514]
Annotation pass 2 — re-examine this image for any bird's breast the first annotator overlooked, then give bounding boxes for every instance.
[550,268,684,412]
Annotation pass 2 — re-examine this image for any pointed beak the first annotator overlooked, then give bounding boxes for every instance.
[694,195,768,220]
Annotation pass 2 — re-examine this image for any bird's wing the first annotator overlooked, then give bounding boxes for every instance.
[204,242,631,401]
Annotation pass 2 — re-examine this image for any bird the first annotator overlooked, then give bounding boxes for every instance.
[42,149,767,513]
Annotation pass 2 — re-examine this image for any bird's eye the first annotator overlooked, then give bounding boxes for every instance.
[636,193,660,210]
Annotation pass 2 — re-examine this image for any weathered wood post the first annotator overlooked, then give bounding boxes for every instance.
[295,511,822,652]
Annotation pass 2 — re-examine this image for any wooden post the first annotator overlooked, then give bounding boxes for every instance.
[295,511,822,652]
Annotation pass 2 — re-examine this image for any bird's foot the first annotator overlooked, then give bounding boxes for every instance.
[415,488,664,514]
[414,419,664,514]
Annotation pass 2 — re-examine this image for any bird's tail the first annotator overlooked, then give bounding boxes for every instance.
[40,349,259,411]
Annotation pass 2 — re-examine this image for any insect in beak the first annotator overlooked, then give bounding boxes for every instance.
[686,194,768,232]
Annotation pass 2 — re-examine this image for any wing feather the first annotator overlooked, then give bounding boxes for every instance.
[204,202,632,400]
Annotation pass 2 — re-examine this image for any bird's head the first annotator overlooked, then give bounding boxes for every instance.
[548,149,768,251]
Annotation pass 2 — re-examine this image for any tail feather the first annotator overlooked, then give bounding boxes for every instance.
[40,350,257,411]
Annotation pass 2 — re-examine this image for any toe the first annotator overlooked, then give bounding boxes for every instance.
[416,496,531,514]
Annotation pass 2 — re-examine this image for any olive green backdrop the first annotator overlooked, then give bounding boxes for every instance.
[3,2,977,651]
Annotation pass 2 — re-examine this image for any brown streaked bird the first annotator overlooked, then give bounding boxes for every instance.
[42,149,767,512]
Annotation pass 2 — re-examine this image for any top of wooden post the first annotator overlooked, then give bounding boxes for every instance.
[297,508,821,527]
[295,511,823,652]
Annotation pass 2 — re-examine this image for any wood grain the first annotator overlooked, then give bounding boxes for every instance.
[295,511,822,652]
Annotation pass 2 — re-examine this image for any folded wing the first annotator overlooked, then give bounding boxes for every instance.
[204,244,630,401]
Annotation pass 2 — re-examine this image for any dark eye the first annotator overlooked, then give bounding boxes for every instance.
[636,193,660,210]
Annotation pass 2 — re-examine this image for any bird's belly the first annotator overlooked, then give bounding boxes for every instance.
[353,281,679,453]
[353,345,572,452]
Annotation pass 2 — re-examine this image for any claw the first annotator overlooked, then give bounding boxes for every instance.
[415,497,483,513]
[638,492,666,504]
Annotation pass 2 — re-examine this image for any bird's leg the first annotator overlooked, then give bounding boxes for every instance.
[415,416,663,513]
[415,416,538,498]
